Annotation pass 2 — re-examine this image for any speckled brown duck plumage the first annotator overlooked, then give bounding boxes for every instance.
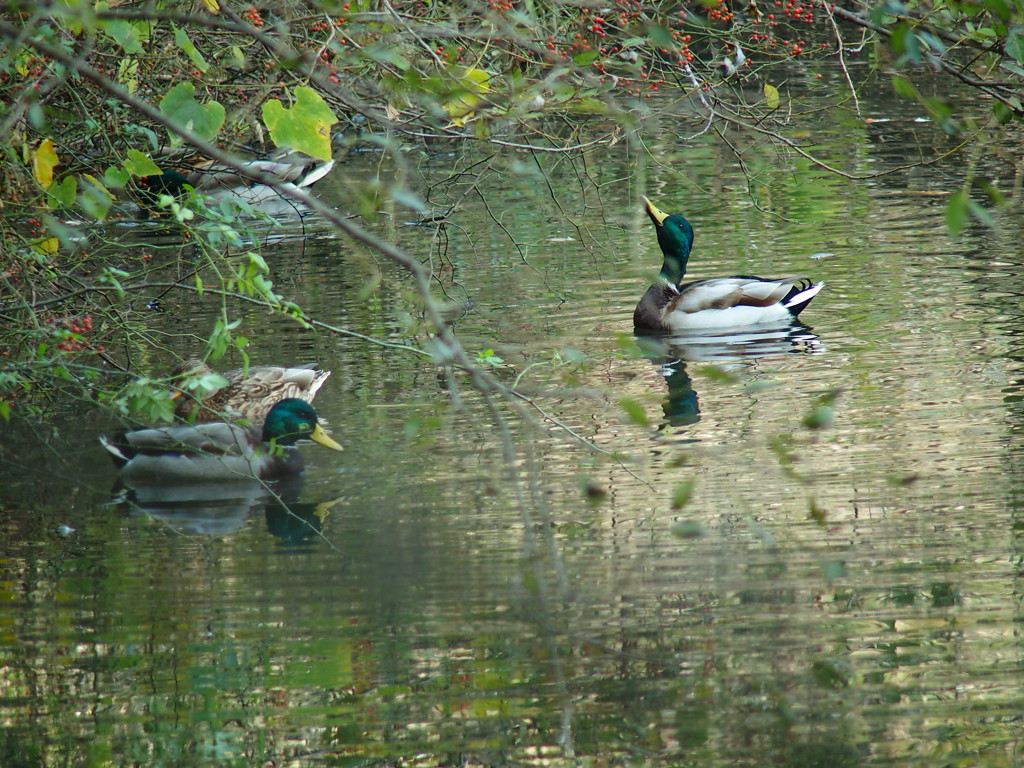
[171,358,331,425]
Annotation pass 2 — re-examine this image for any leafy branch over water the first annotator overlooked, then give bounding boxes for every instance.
[0,0,1021,417]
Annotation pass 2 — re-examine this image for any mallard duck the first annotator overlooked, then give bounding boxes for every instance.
[634,197,824,333]
[170,358,331,425]
[138,148,334,203]
[101,398,343,483]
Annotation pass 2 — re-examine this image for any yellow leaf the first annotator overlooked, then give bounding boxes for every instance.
[31,237,59,255]
[117,58,139,93]
[764,83,780,110]
[33,139,59,188]
[201,0,220,11]
[444,66,492,124]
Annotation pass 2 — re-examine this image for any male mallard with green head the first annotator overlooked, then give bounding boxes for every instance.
[635,197,823,333]
[101,398,342,483]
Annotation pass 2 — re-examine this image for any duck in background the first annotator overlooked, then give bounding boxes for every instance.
[137,147,335,207]
[634,197,823,333]
[170,358,331,425]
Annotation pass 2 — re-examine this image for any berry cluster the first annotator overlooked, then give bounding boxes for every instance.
[50,315,105,354]
[242,6,265,28]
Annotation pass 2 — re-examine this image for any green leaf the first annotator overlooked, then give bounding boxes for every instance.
[891,75,918,100]
[985,0,1013,21]
[261,87,338,161]
[117,58,138,93]
[104,165,131,187]
[124,148,162,177]
[102,17,150,54]
[648,24,674,49]
[946,189,968,235]
[573,49,600,66]
[1005,26,1024,63]
[671,478,696,509]
[967,197,995,228]
[390,185,426,212]
[159,82,225,147]
[802,404,834,430]
[993,99,1014,123]
[619,398,650,427]
[764,83,780,109]
[808,498,827,524]
[79,174,112,221]
[174,27,209,72]
[47,176,77,208]
[890,22,921,63]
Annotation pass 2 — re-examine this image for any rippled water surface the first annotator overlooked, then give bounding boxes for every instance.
[4,66,1024,767]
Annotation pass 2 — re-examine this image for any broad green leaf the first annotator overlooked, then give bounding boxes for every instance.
[104,165,129,188]
[102,17,150,54]
[32,138,59,188]
[261,87,337,161]
[984,0,1013,20]
[124,149,162,177]
[648,24,674,48]
[47,176,77,208]
[573,49,600,66]
[79,174,113,221]
[764,83,780,109]
[159,82,225,147]
[1005,26,1024,63]
[946,189,968,235]
[619,398,650,427]
[174,27,209,72]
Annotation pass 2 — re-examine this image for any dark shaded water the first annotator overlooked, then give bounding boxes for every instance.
[4,64,1024,766]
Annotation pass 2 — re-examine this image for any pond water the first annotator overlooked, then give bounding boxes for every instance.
[3,62,1024,767]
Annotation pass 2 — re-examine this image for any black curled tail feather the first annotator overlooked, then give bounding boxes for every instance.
[783,279,824,318]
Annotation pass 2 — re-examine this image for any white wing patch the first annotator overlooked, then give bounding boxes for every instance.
[663,277,801,331]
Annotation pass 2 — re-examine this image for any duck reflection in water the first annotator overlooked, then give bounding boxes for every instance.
[110,474,341,543]
[636,323,823,429]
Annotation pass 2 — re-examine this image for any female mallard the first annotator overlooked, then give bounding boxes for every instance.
[634,197,823,333]
[171,358,330,425]
[101,398,343,483]
[137,148,334,203]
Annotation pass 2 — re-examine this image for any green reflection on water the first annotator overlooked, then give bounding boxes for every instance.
[3,74,1024,768]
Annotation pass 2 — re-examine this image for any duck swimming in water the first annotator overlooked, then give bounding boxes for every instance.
[634,197,823,333]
